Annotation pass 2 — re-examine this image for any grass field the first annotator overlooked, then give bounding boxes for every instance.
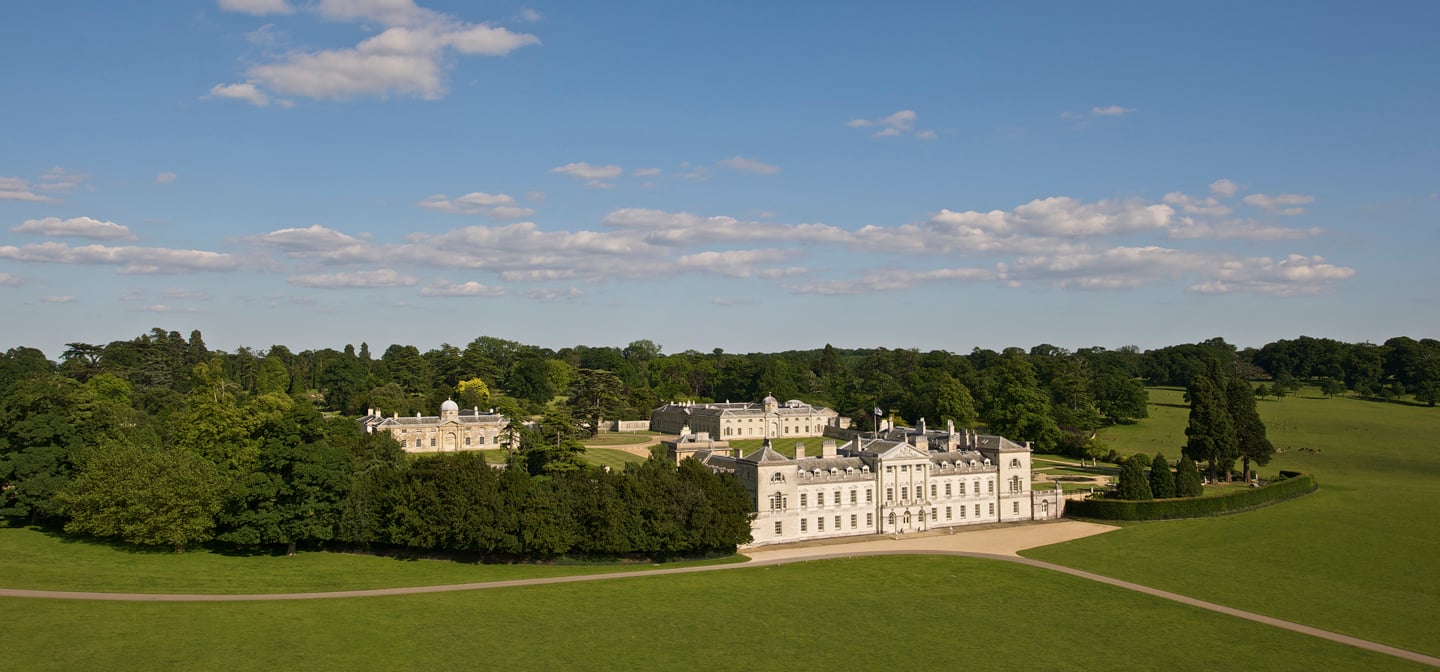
[2,555,1420,672]
[1026,386,1440,657]
[581,447,650,470]
[3,386,1436,668]
[0,527,742,594]
[581,432,658,446]
[729,436,833,458]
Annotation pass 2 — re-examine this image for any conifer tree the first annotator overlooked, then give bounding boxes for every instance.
[1175,454,1204,497]
[1149,451,1176,498]
[1115,456,1153,500]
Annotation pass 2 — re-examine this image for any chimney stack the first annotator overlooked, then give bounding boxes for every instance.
[822,440,837,458]
[795,441,806,460]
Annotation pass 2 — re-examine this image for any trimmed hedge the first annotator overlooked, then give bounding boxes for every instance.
[1065,474,1317,521]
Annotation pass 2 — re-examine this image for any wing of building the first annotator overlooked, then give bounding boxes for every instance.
[689,419,1063,546]
[359,399,509,453]
[650,395,851,439]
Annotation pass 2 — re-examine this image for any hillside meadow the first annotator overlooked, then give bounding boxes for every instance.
[1025,387,1440,657]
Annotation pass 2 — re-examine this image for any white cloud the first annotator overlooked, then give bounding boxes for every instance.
[847,109,933,139]
[602,208,851,247]
[526,191,545,202]
[675,248,798,278]
[222,3,540,103]
[499,269,576,282]
[218,0,295,15]
[290,268,416,288]
[246,224,369,255]
[209,82,272,107]
[41,295,77,304]
[1168,217,1323,241]
[139,304,205,314]
[0,242,241,274]
[1210,178,1243,198]
[518,7,542,22]
[1243,193,1315,215]
[488,205,535,220]
[632,167,661,177]
[718,156,781,175]
[13,216,137,241]
[1091,105,1133,116]
[1162,191,1233,217]
[417,191,517,215]
[0,273,23,287]
[420,279,506,297]
[0,177,60,203]
[1189,255,1355,295]
[552,162,623,180]
[155,172,177,185]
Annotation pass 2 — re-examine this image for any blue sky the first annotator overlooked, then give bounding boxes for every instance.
[2,0,1436,359]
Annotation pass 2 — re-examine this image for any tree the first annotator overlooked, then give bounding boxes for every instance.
[1183,362,1237,481]
[456,377,491,409]
[1115,456,1153,500]
[979,353,1062,452]
[1148,452,1176,499]
[1319,378,1346,398]
[566,369,625,438]
[1175,455,1204,497]
[931,375,978,428]
[1091,373,1148,424]
[1253,383,1271,400]
[1227,375,1274,482]
[219,402,353,555]
[0,374,120,523]
[59,442,224,552]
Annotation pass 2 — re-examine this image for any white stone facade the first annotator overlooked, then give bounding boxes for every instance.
[716,423,1062,546]
[359,400,509,454]
[650,395,851,439]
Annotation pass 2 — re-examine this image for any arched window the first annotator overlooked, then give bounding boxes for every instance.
[887,512,896,526]
[770,472,785,483]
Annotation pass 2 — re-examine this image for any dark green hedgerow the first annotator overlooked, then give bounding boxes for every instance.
[1065,474,1317,521]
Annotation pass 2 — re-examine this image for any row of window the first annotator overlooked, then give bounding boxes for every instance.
[799,513,874,533]
[885,479,995,502]
[411,435,490,448]
[799,489,873,508]
[776,501,1026,536]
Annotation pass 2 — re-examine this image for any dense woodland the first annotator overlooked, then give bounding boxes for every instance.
[0,330,1435,554]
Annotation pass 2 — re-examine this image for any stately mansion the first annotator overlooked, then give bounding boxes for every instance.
[650,395,851,439]
[359,400,508,453]
[689,419,1063,545]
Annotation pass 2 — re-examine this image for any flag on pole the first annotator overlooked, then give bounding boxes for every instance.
[873,406,882,416]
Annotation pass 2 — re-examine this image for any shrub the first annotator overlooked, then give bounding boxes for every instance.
[1065,473,1317,521]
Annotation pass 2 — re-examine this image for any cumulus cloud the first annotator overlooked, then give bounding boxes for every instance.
[717,156,781,175]
[551,162,623,187]
[155,172,177,184]
[420,279,506,297]
[1210,179,1243,198]
[518,7,542,22]
[216,2,539,103]
[1162,191,1233,217]
[790,267,996,295]
[632,167,661,177]
[418,192,532,219]
[602,208,851,246]
[218,0,295,15]
[12,216,137,241]
[1168,218,1323,241]
[1189,255,1355,295]
[847,109,933,138]
[0,242,242,274]
[0,273,23,287]
[1243,193,1315,215]
[290,268,416,288]
[209,82,273,107]
[523,287,583,301]
[42,296,77,304]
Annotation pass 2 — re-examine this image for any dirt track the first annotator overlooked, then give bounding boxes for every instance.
[2,521,1435,668]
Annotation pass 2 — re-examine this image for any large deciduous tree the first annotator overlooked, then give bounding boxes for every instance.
[59,442,224,552]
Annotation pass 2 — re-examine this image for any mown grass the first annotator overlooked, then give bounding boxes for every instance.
[0,526,741,594]
[3,555,1422,672]
[581,432,657,446]
[729,436,833,458]
[1026,386,1440,657]
[581,447,649,470]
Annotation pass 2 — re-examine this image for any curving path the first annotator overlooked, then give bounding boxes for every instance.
[2,521,1435,668]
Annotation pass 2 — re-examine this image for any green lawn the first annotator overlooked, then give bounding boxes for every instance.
[0,526,740,594]
[1026,386,1440,657]
[729,436,833,458]
[581,432,657,446]
[581,447,649,470]
[2,555,1419,672]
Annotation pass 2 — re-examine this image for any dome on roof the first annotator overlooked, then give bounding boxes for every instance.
[440,399,459,412]
[762,394,778,404]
